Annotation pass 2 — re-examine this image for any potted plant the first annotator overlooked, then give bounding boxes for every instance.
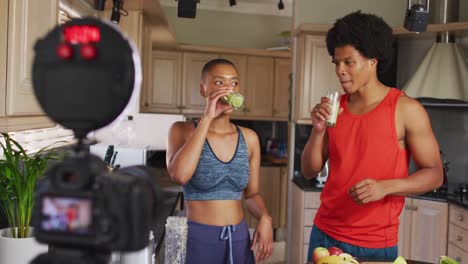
[0,132,60,264]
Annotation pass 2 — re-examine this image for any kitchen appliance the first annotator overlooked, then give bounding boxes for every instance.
[403,0,468,102]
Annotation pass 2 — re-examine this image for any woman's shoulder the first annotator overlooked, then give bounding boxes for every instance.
[169,121,195,137]
[237,126,259,143]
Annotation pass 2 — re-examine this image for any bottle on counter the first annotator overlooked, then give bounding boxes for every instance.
[112,115,136,147]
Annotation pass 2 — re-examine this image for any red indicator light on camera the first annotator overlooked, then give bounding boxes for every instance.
[80,44,98,60]
[56,43,73,60]
[63,25,100,44]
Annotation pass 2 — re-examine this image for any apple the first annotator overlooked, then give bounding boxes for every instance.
[328,246,344,256]
[312,247,330,263]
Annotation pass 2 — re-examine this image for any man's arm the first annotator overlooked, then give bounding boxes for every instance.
[383,96,443,195]
[349,96,443,204]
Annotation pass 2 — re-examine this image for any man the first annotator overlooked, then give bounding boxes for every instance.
[301,11,443,261]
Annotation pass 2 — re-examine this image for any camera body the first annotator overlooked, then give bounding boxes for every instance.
[33,154,153,251]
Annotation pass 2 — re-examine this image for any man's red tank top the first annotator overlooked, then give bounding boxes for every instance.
[313,88,410,248]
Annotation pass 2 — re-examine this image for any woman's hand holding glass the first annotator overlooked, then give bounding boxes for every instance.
[203,87,234,119]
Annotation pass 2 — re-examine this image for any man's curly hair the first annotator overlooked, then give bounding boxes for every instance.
[326,11,394,74]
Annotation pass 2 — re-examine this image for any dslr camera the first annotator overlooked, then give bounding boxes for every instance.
[30,18,160,263]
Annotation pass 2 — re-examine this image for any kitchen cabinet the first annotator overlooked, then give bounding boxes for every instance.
[182,52,219,115]
[0,0,7,118]
[448,204,468,263]
[293,34,341,124]
[288,185,320,264]
[243,166,288,230]
[273,58,292,119]
[220,54,247,119]
[144,47,290,120]
[142,50,182,114]
[243,56,275,118]
[398,198,448,263]
[0,0,58,132]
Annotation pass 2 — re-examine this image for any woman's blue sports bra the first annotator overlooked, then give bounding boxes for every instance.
[183,123,250,201]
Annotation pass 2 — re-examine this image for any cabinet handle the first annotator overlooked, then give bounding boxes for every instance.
[458,215,464,221]
[412,205,418,211]
[456,257,461,262]
[457,235,463,241]
[405,205,411,210]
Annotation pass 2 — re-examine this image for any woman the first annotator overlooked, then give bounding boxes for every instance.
[166,59,274,263]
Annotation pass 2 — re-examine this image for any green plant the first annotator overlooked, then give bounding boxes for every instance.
[0,133,60,238]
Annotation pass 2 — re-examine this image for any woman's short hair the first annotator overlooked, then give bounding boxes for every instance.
[201,59,238,80]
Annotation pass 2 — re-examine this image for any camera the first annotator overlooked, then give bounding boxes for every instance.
[29,18,161,263]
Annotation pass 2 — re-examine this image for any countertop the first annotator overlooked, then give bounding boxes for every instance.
[292,176,468,209]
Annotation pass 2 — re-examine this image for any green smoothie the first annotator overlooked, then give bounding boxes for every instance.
[221,93,244,110]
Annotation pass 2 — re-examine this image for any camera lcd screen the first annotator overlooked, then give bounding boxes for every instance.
[40,196,92,235]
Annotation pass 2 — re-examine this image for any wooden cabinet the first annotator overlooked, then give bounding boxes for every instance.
[0,0,58,132]
[243,166,288,230]
[398,198,448,263]
[293,34,341,124]
[142,50,182,113]
[448,204,468,263]
[273,58,291,119]
[288,185,320,264]
[243,56,275,118]
[220,54,247,119]
[0,0,7,118]
[182,52,219,115]
[144,48,290,120]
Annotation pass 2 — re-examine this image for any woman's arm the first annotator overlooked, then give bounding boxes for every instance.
[242,127,273,262]
[166,87,233,185]
[166,118,211,185]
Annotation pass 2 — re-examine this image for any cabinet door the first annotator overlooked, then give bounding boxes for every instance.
[243,166,282,228]
[273,58,291,120]
[145,50,183,114]
[294,35,340,123]
[398,198,413,258]
[245,56,274,118]
[410,199,448,263]
[182,52,219,115]
[220,54,247,119]
[0,0,7,117]
[6,0,58,116]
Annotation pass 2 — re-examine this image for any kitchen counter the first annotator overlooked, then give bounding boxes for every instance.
[292,176,323,192]
[292,177,468,209]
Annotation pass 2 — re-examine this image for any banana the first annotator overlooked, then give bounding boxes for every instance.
[317,255,359,264]
[393,256,407,264]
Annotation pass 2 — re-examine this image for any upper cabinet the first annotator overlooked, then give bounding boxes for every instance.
[274,58,292,119]
[182,52,219,115]
[143,47,291,121]
[142,50,182,114]
[293,34,340,124]
[0,0,7,118]
[0,0,58,132]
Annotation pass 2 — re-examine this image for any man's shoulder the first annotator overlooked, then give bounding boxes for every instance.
[396,93,429,124]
